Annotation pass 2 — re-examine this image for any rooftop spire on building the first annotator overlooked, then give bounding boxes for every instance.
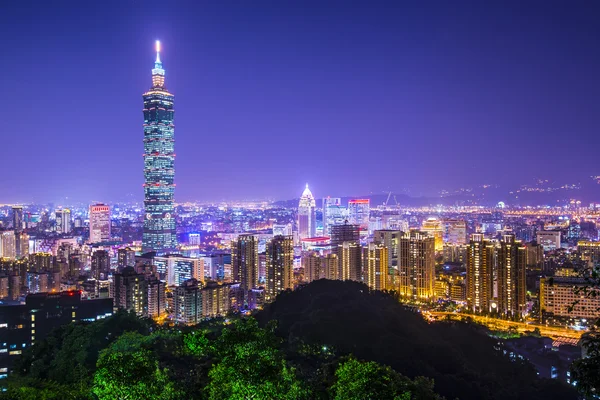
[151,40,165,88]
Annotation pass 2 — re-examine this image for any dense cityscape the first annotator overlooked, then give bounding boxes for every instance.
[2,1,600,399]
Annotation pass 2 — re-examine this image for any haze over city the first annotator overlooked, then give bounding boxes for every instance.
[2,1,599,203]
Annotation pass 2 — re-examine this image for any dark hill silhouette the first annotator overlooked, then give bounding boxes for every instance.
[256,279,577,400]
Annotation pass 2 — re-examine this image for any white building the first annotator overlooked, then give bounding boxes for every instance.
[89,204,111,243]
[537,230,561,251]
[298,184,316,240]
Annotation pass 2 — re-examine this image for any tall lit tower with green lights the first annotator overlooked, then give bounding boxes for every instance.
[142,40,177,254]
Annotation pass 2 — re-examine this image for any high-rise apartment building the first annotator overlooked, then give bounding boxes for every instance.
[113,267,148,316]
[302,252,322,283]
[348,199,369,236]
[12,207,23,258]
[201,282,231,318]
[363,243,388,291]
[117,247,136,269]
[0,232,16,259]
[466,234,494,313]
[578,241,600,266]
[421,217,443,251]
[265,235,293,301]
[398,230,435,300]
[231,234,259,296]
[298,184,316,239]
[497,234,527,317]
[142,41,177,254]
[147,276,166,319]
[89,204,111,243]
[174,278,203,325]
[338,242,362,281]
[373,230,401,273]
[91,250,110,280]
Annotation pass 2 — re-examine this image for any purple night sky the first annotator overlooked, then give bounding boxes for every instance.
[1,1,599,203]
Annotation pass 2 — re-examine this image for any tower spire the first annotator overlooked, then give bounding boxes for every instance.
[155,40,161,64]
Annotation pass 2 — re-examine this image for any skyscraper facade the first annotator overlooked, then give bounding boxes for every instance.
[497,234,527,317]
[265,235,294,301]
[231,234,259,296]
[322,197,346,236]
[364,243,388,291]
[398,230,435,300]
[12,207,23,258]
[297,184,316,240]
[142,41,177,254]
[466,234,494,313]
[421,217,444,251]
[89,204,111,243]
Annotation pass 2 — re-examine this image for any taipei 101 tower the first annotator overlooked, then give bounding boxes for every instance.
[142,41,177,254]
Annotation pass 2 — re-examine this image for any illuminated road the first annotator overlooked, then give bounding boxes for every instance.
[428,311,584,342]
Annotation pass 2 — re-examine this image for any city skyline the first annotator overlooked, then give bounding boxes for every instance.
[1,1,600,204]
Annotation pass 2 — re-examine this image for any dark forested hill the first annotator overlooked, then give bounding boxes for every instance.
[256,279,578,400]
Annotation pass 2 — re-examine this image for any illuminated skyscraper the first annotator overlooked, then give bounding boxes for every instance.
[466,234,494,313]
[363,243,388,291]
[348,199,370,236]
[398,230,435,300]
[298,184,316,239]
[231,234,259,295]
[265,235,293,301]
[338,241,362,281]
[142,41,177,254]
[421,217,443,251]
[497,234,526,317]
[322,197,345,236]
[12,207,23,258]
[89,204,111,243]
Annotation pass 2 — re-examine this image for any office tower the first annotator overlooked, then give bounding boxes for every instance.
[363,243,388,291]
[421,217,444,251]
[12,206,23,232]
[302,252,322,283]
[231,235,259,296]
[445,219,467,245]
[147,276,166,319]
[74,216,83,228]
[55,209,63,233]
[525,242,544,270]
[68,254,82,278]
[265,235,293,301]
[142,41,177,254]
[398,230,435,300]
[201,282,231,318]
[298,184,316,239]
[497,234,527,317]
[189,233,201,245]
[91,250,110,280]
[89,204,111,243]
[0,232,16,259]
[113,266,148,316]
[12,207,23,258]
[56,209,72,234]
[338,242,362,281]
[117,247,136,269]
[347,199,370,236]
[8,274,20,300]
[537,230,561,251]
[466,234,494,313]
[373,230,401,273]
[330,223,360,248]
[322,197,346,236]
[174,279,203,325]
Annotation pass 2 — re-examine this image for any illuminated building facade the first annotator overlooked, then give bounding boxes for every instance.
[364,243,388,291]
[398,230,435,300]
[113,267,148,317]
[91,250,110,280]
[540,277,600,320]
[322,197,346,236]
[174,278,203,325]
[142,41,177,254]
[0,231,16,259]
[466,234,494,313]
[302,252,322,283]
[421,217,443,251]
[12,207,23,258]
[373,229,401,273]
[536,230,561,251]
[444,219,467,245]
[89,204,111,243]
[298,184,316,239]
[497,234,527,317]
[55,209,72,234]
[265,235,293,301]
[231,234,259,297]
[578,241,600,266]
[348,199,370,236]
[338,242,362,281]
